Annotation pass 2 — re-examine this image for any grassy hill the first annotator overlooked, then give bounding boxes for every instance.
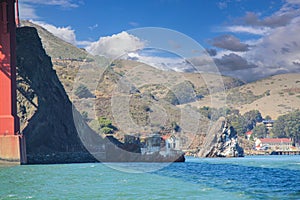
[235,73,300,118]
[183,73,300,119]
[20,20,109,98]
[21,20,88,60]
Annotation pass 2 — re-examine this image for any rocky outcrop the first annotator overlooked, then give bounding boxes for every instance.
[198,117,244,157]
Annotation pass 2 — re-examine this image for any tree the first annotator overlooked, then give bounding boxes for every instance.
[264,115,272,120]
[252,124,268,138]
[243,110,263,130]
[224,110,263,137]
[100,127,114,134]
[98,117,113,128]
[198,106,221,121]
[98,117,116,134]
[273,117,286,138]
[198,106,241,121]
[171,121,180,132]
[273,110,300,146]
[227,114,247,136]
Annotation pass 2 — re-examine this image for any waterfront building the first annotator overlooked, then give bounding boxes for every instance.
[255,138,293,150]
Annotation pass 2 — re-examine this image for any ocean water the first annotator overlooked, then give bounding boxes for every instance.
[0,156,300,199]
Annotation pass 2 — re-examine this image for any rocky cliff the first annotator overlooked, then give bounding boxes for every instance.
[198,117,244,157]
[16,27,104,163]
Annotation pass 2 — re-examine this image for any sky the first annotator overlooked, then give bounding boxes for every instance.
[19,0,300,82]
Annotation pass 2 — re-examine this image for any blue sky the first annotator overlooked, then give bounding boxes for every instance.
[19,0,300,82]
[19,0,282,45]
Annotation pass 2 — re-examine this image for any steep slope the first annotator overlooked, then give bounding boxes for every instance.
[16,27,103,163]
[21,20,88,60]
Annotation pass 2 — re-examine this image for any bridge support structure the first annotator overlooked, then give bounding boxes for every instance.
[0,0,26,164]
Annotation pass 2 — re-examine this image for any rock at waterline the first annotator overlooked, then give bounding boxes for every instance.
[198,117,244,157]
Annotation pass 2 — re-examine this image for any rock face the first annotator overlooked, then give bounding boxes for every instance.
[16,27,103,163]
[198,118,244,157]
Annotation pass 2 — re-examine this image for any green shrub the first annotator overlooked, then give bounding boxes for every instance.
[100,127,114,134]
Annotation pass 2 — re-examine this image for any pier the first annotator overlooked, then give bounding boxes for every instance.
[271,150,300,155]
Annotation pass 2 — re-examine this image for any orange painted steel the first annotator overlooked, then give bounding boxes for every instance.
[0,0,26,164]
[0,0,19,135]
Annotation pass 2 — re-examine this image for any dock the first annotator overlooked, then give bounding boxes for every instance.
[270,150,300,155]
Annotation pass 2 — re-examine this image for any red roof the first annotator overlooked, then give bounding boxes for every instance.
[161,134,171,140]
[259,138,292,144]
[245,131,253,135]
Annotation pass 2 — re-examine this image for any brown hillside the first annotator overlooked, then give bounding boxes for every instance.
[184,73,300,119]
[21,20,88,60]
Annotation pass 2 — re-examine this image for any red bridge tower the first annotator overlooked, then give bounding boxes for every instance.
[0,0,26,164]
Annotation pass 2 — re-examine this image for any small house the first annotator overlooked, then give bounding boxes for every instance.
[140,134,162,155]
[245,131,253,140]
[262,120,274,129]
[160,134,180,156]
[162,135,179,150]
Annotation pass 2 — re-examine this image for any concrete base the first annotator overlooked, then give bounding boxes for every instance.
[0,135,27,164]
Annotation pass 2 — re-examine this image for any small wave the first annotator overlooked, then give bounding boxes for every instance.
[201,188,213,191]
[294,163,300,165]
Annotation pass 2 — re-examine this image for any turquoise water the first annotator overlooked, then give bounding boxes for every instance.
[0,156,300,199]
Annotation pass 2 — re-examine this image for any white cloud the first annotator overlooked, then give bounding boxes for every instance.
[19,0,80,20]
[32,21,77,44]
[214,49,245,59]
[125,51,195,72]
[76,40,92,46]
[219,17,300,82]
[223,26,270,35]
[86,32,145,58]
[21,0,79,8]
[88,24,98,31]
[129,22,139,27]
[217,2,228,10]
[19,3,39,19]
[247,16,300,71]
[30,21,91,46]
[286,0,300,5]
[211,1,300,82]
